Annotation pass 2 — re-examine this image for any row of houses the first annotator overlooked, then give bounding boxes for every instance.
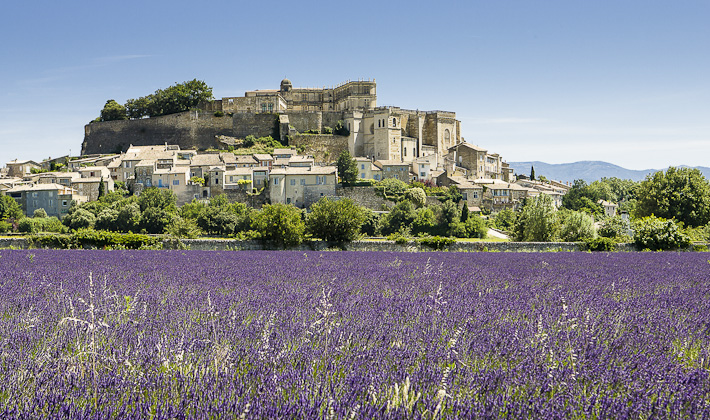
[2,142,584,220]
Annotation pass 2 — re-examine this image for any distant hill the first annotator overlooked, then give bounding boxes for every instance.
[507,161,710,183]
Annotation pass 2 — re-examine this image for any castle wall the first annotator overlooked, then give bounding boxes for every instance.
[288,134,349,164]
[82,111,234,155]
[231,113,279,139]
[287,112,323,133]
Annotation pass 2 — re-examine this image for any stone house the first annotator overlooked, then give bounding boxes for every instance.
[599,200,618,217]
[235,155,259,168]
[253,154,274,170]
[38,172,80,187]
[153,165,190,191]
[6,160,41,178]
[354,157,382,181]
[374,160,411,182]
[223,168,254,191]
[6,183,87,218]
[269,166,337,208]
[446,176,484,212]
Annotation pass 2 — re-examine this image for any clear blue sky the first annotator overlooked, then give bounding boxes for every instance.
[1,0,708,170]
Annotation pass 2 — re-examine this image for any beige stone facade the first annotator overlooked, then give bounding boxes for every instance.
[269,166,337,208]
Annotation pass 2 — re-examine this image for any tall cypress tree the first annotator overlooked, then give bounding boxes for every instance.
[530,166,536,181]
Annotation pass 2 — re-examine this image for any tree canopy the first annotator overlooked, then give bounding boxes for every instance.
[634,167,710,228]
[102,79,213,120]
[99,100,128,122]
[336,150,358,186]
[514,194,559,242]
[306,198,366,242]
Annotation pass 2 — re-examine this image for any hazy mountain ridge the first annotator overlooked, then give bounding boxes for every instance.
[508,161,710,183]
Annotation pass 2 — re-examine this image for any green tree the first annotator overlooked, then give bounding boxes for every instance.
[492,209,517,233]
[380,200,417,235]
[180,199,206,220]
[98,177,106,199]
[138,187,177,212]
[360,210,380,237]
[462,215,488,239]
[598,216,631,240]
[197,207,239,235]
[116,202,141,232]
[166,216,202,239]
[460,202,469,222]
[64,208,96,230]
[412,207,437,236]
[0,195,23,221]
[530,166,536,181]
[405,187,426,208]
[139,207,175,234]
[33,208,47,218]
[514,194,559,242]
[99,99,128,122]
[95,208,120,231]
[250,204,305,247]
[634,167,710,228]
[123,79,213,118]
[558,210,596,242]
[377,178,409,198]
[306,197,366,242]
[633,216,691,251]
[336,150,358,186]
[562,179,605,217]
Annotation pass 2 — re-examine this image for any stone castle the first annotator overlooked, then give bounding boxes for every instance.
[82,78,463,168]
[204,78,462,163]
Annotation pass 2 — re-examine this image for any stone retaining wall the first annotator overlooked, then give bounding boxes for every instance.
[0,237,696,253]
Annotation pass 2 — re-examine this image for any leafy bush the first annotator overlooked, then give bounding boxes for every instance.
[380,200,416,235]
[464,215,488,239]
[584,237,617,252]
[33,208,47,218]
[598,216,631,239]
[18,218,38,234]
[306,198,366,243]
[29,229,161,249]
[513,194,559,242]
[250,204,305,247]
[376,178,408,199]
[166,217,202,239]
[412,207,438,236]
[559,210,596,242]
[0,221,12,233]
[386,231,410,244]
[405,187,426,208]
[63,208,96,230]
[492,209,517,233]
[418,236,456,250]
[633,216,691,251]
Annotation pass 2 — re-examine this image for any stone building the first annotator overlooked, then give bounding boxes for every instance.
[217,79,377,114]
[207,79,462,166]
[6,183,87,218]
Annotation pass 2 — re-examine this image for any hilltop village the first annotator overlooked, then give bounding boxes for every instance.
[2,78,573,221]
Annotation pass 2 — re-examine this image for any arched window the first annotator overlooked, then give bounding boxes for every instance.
[392,118,396,126]
[444,129,451,144]
[378,120,380,128]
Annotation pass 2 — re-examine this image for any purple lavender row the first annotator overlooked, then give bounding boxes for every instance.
[0,250,708,418]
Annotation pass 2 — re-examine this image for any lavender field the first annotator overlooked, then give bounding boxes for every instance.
[1,250,709,419]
